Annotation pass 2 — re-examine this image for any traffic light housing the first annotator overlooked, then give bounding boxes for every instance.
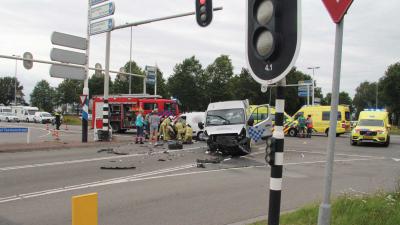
[265,137,276,166]
[196,0,213,27]
[246,0,301,85]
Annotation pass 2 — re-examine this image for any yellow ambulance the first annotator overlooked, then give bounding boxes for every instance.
[351,110,390,146]
[292,105,351,137]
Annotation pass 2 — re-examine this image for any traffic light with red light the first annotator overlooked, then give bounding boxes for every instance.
[246,0,301,85]
[196,0,213,27]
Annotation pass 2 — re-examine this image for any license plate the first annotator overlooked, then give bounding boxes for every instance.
[363,136,373,140]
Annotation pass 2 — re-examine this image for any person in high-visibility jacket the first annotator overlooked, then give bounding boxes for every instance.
[183,124,193,144]
[174,119,185,141]
[160,116,172,141]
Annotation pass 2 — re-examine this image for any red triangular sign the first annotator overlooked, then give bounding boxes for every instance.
[80,95,87,106]
[322,0,354,23]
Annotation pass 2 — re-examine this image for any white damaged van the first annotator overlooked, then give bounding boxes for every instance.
[199,100,272,156]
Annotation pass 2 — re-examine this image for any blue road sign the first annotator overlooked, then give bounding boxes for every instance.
[90,18,114,35]
[145,66,157,85]
[90,2,115,21]
[90,0,108,6]
[0,128,28,133]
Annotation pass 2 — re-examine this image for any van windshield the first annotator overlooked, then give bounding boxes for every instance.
[28,110,37,115]
[206,108,245,126]
[358,119,384,127]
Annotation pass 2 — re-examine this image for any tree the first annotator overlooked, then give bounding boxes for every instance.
[380,62,400,125]
[203,55,234,103]
[353,81,379,118]
[30,80,56,112]
[55,79,83,106]
[89,73,113,99]
[167,56,203,111]
[322,91,353,109]
[0,76,25,105]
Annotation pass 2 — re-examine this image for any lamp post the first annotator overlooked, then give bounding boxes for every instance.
[307,66,320,105]
[12,54,20,105]
[129,26,133,94]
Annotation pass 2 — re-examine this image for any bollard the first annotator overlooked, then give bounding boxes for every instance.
[72,193,98,225]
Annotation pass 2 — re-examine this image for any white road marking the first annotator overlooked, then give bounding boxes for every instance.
[0,156,384,204]
[0,146,204,172]
[0,163,195,203]
[392,158,400,162]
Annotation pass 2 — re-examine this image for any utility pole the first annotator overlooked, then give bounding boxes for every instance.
[82,0,91,143]
[12,55,20,105]
[307,66,320,105]
[102,31,111,140]
[129,26,133,94]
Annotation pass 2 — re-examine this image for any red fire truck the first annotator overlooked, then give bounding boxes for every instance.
[92,94,180,133]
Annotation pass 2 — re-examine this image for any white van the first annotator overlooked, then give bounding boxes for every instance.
[174,112,206,140]
[12,106,39,122]
[34,112,55,124]
[199,100,272,156]
[0,106,12,113]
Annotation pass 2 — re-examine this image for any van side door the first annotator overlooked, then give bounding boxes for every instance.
[248,104,272,145]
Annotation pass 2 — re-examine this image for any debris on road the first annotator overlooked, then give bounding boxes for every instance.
[197,163,206,168]
[100,165,136,170]
[158,158,166,162]
[100,160,136,170]
[97,148,129,155]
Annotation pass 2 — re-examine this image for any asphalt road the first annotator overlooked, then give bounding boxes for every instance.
[1,136,400,225]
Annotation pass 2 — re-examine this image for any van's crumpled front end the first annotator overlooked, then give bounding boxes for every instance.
[205,127,251,156]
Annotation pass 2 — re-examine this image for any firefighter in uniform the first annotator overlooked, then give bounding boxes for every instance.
[174,119,185,141]
[160,116,172,141]
[183,124,193,144]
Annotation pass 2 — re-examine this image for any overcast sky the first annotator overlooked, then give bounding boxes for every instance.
[0,0,399,102]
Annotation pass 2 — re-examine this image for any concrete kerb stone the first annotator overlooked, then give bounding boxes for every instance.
[0,139,132,153]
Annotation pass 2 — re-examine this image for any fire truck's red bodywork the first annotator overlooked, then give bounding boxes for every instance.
[92,95,179,132]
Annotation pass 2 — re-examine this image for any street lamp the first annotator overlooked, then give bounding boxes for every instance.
[12,54,20,105]
[307,66,320,105]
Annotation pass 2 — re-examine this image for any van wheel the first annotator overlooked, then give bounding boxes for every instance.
[26,118,29,123]
[383,136,390,147]
[111,123,120,133]
[288,128,297,137]
[325,129,329,137]
[196,131,204,141]
[350,139,357,146]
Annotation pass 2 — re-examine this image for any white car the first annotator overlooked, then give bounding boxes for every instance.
[174,112,206,140]
[34,112,54,124]
[0,112,20,122]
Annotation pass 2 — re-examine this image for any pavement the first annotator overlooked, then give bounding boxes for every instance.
[0,135,399,225]
[0,121,133,152]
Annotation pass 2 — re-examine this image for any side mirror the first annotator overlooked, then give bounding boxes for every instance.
[247,117,254,127]
[198,122,204,130]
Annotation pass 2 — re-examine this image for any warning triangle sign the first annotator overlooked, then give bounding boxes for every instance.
[80,95,88,106]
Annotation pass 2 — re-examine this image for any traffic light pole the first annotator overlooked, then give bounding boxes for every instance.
[82,0,91,143]
[268,79,286,225]
[317,18,344,225]
[101,31,111,140]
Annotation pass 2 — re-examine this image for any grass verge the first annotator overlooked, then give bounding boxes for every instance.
[392,126,400,135]
[63,115,82,126]
[249,191,400,225]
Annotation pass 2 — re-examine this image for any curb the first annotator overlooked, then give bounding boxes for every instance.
[0,139,132,153]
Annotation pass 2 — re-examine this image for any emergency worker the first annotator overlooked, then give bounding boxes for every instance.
[160,116,172,141]
[183,124,193,144]
[297,114,306,138]
[174,119,185,141]
[55,111,61,130]
[306,115,313,138]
